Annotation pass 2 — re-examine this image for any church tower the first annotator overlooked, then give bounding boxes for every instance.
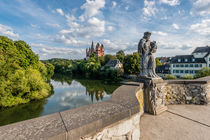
[101,44,104,56]
[86,41,105,59]
[91,41,94,53]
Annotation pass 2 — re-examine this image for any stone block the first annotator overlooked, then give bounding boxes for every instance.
[0,113,66,140]
[132,113,140,126]
[131,129,140,140]
[107,119,132,137]
[112,136,127,140]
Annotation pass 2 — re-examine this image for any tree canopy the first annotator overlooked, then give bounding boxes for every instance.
[0,36,54,107]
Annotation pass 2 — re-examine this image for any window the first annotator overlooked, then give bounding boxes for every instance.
[178,59,181,62]
[200,64,202,67]
[176,70,179,73]
[185,70,189,73]
[180,70,184,73]
[209,64,210,67]
[176,64,179,67]
[185,64,188,67]
[173,70,176,73]
[192,58,195,62]
[190,70,193,74]
[195,70,198,73]
[195,64,198,67]
[173,64,175,67]
[209,58,210,61]
[185,58,188,62]
[190,64,193,67]
[181,64,184,67]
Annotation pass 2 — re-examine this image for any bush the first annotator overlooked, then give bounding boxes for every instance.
[163,74,177,80]
[181,75,194,79]
[195,67,210,79]
[0,36,54,107]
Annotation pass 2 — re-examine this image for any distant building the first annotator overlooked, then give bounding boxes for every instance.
[106,59,123,70]
[170,46,210,77]
[156,57,172,65]
[86,41,104,59]
[101,59,124,72]
[156,64,170,77]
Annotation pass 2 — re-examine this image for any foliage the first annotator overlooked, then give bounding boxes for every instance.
[123,52,140,74]
[163,74,177,80]
[195,67,210,78]
[116,50,125,63]
[181,75,194,79]
[0,36,54,107]
[155,58,162,66]
[104,54,117,64]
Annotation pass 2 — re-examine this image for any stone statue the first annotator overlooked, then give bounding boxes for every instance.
[138,32,159,78]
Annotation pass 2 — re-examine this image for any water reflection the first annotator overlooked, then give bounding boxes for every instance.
[0,75,120,126]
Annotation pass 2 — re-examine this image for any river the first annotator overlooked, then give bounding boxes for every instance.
[0,75,120,126]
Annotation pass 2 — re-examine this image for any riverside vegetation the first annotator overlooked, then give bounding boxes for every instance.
[2,35,210,108]
[42,51,142,82]
[0,36,54,107]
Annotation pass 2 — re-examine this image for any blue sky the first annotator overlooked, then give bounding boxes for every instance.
[0,0,210,59]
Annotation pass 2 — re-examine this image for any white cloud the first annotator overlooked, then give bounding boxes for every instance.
[152,31,168,36]
[102,39,132,53]
[192,0,210,15]
[0,24,19,38]
[55,35,86,46]
[143,0,157,16]
[79,0,105,20]
[172,23,179,29]
[190,19,210,35]
[46,23,60,28]
[160,0,180,6]
[31,24,40,28]
[54,0,107,47]
[112,1,117,7]
[107,26,114,31]
[56,8,64,16]
[125,6,129,11]
[31,43,85,59]
[57,16,105,41]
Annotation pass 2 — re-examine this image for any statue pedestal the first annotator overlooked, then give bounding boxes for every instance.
[139,77,168,115]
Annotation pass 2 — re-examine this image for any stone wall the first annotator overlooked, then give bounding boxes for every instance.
[165,80,210,105]
[0,82,144,140]
[81,113,141,140]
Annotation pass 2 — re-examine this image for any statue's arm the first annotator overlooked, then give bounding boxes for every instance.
[138,39,145,55]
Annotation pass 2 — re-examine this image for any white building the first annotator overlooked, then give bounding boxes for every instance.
[170,46,210,77]
[105,59,123,70]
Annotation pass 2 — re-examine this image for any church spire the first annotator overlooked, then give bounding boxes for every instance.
[91,41,94,51]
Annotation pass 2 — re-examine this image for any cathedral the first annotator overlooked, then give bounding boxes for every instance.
[86,41,104,58]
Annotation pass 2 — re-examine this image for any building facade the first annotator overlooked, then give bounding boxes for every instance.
[170,46,210,77]
[86,41,104,58]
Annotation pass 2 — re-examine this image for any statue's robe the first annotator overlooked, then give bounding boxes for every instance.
[138,38,150,77]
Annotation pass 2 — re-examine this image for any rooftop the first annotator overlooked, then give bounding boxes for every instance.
[170,55,206,63]
[106,59,121,67]
[192,46,210,54]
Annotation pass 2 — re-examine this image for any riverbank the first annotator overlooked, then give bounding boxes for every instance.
[0,77,120,126]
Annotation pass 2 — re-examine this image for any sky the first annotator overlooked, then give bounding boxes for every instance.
[0,0,210,60]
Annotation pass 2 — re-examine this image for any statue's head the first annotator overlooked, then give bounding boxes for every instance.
[143,32,151,40]
[150,41,157,53]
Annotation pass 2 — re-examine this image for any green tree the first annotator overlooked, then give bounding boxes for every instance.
[195,67,210,78]
[104,54,117,64]
[123,52,140,74]
[86,56,101,77]
[182,75,194,79]
[0,36,54,107]
[163,74,177,80]
[155,58,162,66]
[116,50,125,63]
